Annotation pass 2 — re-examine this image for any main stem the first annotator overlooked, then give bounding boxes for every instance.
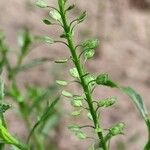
[58,1,107,150]
[144,120,150,150]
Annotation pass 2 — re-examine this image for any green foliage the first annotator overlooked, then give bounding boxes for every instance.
[0,28,60,150]
[0,0,149,150]
[35,0,150,149]
[36,0,48,8]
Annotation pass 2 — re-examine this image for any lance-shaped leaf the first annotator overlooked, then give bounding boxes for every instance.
[0,120,26,149]
[121,87,148,121]
[18,28,33,56]
[27,97,59,143]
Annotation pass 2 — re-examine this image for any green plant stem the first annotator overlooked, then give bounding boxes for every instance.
[58,1,107,149]
[144,119,150,150]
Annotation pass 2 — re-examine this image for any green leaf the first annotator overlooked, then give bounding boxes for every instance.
[84,49,95,59]
[27,97,59,143]
[29,85,57,111]
[42,19,52,25]
[62,90,73,98]
[54,58,68,64]
[18,28,33,56]
[75,131,87,139]
[49,10,61,21]
[71,99,82,107]
[56,80,68,86]
[69,68,79,78]
[0,121,25,149]
[77,11,86,23]
[121,87,148,121]
[36,0,48,8]
[96,73,118,88]
[68,124,80,132]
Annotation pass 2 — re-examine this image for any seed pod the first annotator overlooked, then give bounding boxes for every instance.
[98,97,116,108]
[109,122,125,136]
[82,39,99,51]
[96,73,118,88]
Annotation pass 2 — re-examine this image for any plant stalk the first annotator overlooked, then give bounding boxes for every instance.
[58,1,107,149]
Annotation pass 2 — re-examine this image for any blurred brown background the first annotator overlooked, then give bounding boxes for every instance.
[0,0,150,149]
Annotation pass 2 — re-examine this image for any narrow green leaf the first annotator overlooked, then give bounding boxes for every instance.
[121,87,148,121]
[27,97,59,143]
[36,0,48,8]
[18,28,33,56]
[62,90,73,98]
[56,80,68,86]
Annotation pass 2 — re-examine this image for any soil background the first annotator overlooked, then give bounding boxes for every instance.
[0,0,150,150]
